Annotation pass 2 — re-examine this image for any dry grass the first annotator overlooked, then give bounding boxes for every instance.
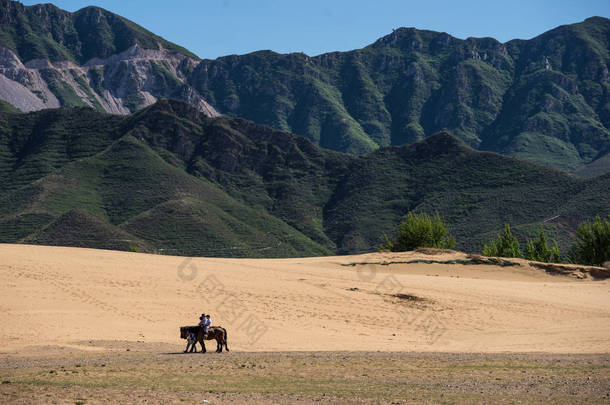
[1,347,609,404]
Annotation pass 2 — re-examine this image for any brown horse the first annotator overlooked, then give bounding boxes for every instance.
[180,325,229,353]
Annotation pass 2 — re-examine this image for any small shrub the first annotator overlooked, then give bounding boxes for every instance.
[380,212,455,252]
[482,224,522,258]
[568,215,610,266]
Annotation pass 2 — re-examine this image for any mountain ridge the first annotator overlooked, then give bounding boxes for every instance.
[1,1,609,174]
[0,0,198,62]
[186,15,610,173]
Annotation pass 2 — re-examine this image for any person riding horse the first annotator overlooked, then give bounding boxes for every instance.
[199,313,211,338]
[180,323,229,353]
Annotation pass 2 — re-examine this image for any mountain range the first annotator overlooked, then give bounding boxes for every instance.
[1,99,608,257]
[0,1,609,257]
[1,0,610,176]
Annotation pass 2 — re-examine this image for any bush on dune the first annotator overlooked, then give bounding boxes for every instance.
[524,231,561,263]
[481,216,609,266]
[483,225,561,262]
[482,224,522,258]
[381,212,456,252]
[568,215,610,266]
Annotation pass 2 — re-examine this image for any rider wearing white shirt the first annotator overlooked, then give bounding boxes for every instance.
[203,315,211,337]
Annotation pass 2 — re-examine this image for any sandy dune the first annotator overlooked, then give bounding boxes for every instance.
[1,244,609,353]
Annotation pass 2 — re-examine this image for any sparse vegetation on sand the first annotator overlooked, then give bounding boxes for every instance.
[479,217,609,265]
[1,349,609,404]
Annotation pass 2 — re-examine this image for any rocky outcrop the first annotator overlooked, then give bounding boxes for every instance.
[0,44,219,116]
[0,47,60,111]
[0,0,218,116]
[0,73,58,111]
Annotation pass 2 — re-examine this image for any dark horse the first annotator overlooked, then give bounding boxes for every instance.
[180,325,229,353]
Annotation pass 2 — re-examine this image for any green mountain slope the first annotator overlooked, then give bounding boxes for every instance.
[325,134,609,252]
[0,107,331,256]
[22,208,153,252]
[1,100,607,256]
[0,99,18,113]
[188,18,610,172]
[574,152,610,178]
[0,0,196,63]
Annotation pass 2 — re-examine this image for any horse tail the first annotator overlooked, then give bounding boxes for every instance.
[221,326,229,351]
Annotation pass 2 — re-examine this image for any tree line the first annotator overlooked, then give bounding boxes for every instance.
[381,213,610,266]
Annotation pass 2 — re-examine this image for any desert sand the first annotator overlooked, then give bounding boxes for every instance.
[1,244,609,354]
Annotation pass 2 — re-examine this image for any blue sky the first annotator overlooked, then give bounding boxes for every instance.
[20,0,610,59]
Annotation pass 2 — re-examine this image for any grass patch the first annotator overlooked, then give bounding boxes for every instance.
[2,352,608,403]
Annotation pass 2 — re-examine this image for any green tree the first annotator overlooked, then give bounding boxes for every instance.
[381,212,455,252]
[550,241,562,263]
[568,215,610,266]
[482,224,523,258]
[524,231,561,263]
